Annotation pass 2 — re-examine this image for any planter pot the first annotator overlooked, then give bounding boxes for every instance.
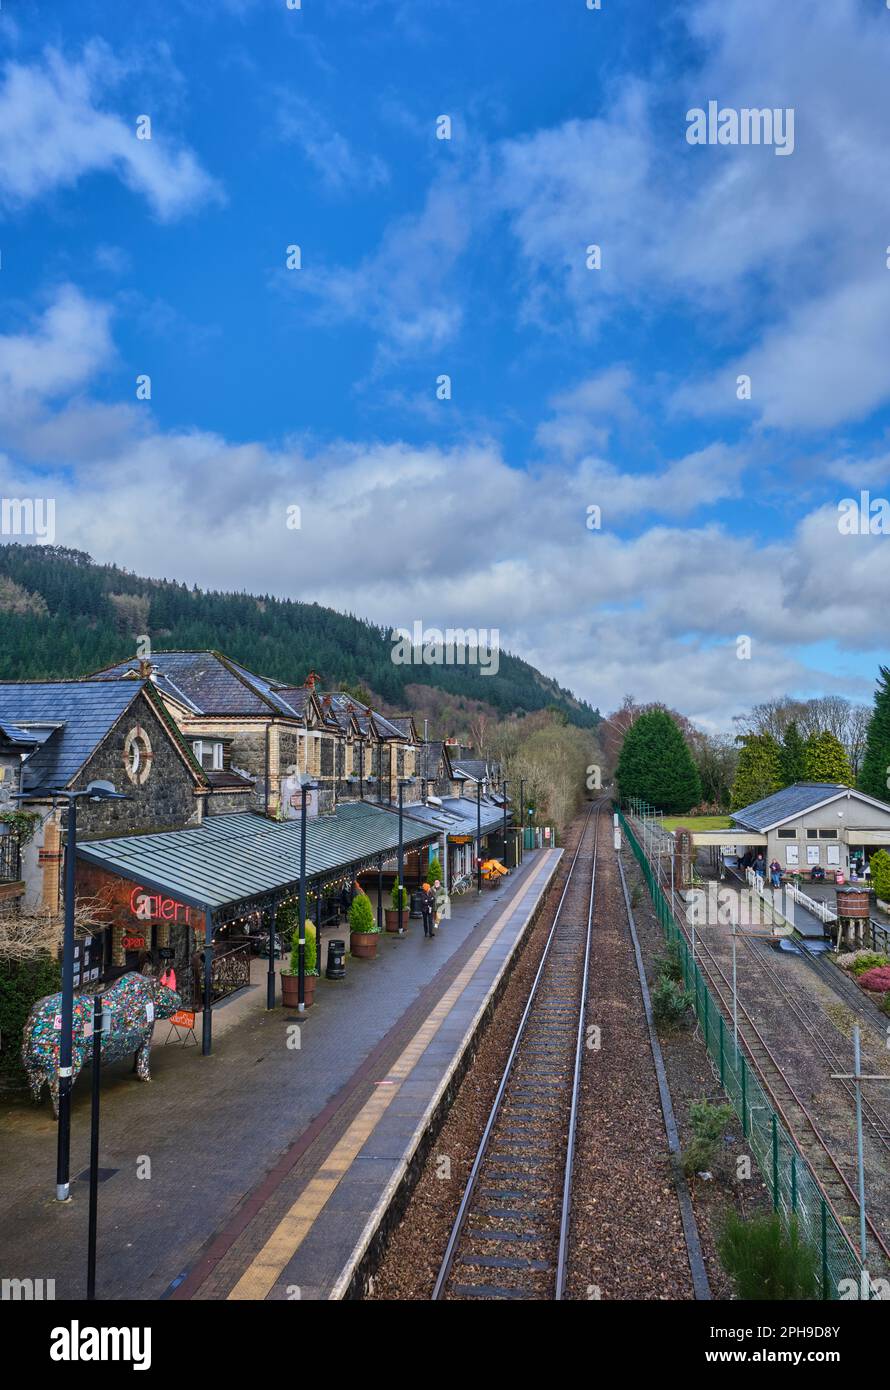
[384,909,407,933]
[280,972,317,1008]
[351,931,379,959]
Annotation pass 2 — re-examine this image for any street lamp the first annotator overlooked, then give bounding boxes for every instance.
[476,780,483,894]
[397,777,415,934]
[298,775,318,1012]
[12,781,131,1202]
[501,779,509,871]
[519,779,525,861]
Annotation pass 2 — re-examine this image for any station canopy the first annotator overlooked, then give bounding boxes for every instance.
[76,801,438,915]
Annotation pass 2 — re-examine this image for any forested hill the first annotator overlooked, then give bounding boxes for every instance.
[0,546,599,729]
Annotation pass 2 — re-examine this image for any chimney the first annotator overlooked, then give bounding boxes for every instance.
[137,658,153,680]
[304,670,319,691]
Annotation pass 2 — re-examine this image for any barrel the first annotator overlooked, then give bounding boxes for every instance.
[836,886,872,917]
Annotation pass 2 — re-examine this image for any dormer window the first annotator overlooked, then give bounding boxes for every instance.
[192,740,223,771]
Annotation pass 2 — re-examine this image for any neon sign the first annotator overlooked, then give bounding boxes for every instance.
[129,885,191,925]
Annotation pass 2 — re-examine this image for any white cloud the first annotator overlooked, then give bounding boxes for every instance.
[276,92,389,194]
[0,43,221,220]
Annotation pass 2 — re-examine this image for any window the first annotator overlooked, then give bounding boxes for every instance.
[777,828,796,839]
[124,726,152,786]
[818,829,837,840]
[806,829,818,839]
[192,740,223,771]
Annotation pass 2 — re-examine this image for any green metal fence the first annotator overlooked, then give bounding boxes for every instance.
[617,807,869,1300]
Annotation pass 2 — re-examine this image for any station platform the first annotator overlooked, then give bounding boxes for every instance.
[0,846,561,1302]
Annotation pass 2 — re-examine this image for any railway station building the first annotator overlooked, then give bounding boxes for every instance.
[693,782,890,882]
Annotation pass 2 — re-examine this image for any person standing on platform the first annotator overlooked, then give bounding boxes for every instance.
[420,882,435,938]
[433,879,447,929]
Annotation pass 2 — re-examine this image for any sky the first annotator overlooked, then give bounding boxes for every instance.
[1,0,889,729]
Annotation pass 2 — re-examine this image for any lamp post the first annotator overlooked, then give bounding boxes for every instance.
[397,777,415,934]
[501,779,509,871]
[519,779,525,861]
[13,781,131,1203]
[476,780,483,894]
[298,775,318,1012]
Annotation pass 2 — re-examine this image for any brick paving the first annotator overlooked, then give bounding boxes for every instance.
[0,850,553,1301]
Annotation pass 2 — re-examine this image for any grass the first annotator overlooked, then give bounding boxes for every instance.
[661,815,733,831]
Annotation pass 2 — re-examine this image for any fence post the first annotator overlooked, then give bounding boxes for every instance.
[791,1153,797,1213]
[719,1013,725,1088]
[771,1114,779,1210]
[821,1202,830,1301]
[741,1055,748,1138]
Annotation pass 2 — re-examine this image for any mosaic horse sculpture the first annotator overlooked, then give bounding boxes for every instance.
[22,972,181,1115]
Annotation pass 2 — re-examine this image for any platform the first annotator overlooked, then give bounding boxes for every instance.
[0,847,561,1302]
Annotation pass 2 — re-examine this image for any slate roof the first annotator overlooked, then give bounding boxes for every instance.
[76,801,439,912]
[401,795,510,839]
[731,783,863,832]
[0,681,144,793]
[451,758,487,782]
[90,652,288,717]
[0,719,41,748]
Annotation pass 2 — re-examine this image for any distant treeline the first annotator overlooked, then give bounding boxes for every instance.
[0,545,599,729]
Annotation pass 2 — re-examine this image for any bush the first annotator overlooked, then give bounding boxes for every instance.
[0,954,62,1089]
[869,849,890,903]
[682,1098,735,1175]
[848,952,890,977]
[857,965,890,994]
[425,856,443,885]
[651,973,693,1028]
[718,1211,818,1300]
[289,923,317,977]
[390,882,409,911]
[348,892,377,935]
[654,938,685,984]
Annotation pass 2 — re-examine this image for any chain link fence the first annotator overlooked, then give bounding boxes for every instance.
[617,807,872,1300]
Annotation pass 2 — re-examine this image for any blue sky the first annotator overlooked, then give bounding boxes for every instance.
[1,0,889,728]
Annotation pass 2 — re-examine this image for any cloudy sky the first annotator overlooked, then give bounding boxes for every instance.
[1,0,889,728]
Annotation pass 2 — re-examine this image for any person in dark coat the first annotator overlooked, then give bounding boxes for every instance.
[420,883,435,938]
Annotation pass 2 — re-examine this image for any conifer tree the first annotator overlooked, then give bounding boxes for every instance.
[615,708,701,813]
[779,720,806,787]
[802,730,852,785]
[858,667,890,801]
[730,733,782,811]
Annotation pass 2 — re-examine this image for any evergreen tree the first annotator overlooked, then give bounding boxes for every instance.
[615,709,701,813]
[802,730,852,785]
[858,666,890,801]
[730,734,782,811]
[778,720,806,787]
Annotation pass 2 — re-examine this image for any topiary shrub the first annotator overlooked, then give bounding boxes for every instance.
[390,882,409,912]
[425,856,443,885]
[349,893,377,935]
[289,922,318,977]
[869,848,890,903]
[717,1211,818,1300]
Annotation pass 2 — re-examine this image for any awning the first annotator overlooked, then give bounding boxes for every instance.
[76,801,438,915]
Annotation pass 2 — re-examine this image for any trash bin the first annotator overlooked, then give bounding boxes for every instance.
[326,939,346,980]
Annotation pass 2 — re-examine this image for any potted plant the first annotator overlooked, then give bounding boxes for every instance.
[280,920,318,1008]
[425,856,443,886]
[349,892,379,959]
[385,881,410,932]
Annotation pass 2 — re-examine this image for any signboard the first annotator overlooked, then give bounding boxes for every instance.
[785,844,799,867]
[807,844,820,865]
[72,935,103,989]
[122,934,146,951]
[169,1009,196,1029]
[129,885,191,924]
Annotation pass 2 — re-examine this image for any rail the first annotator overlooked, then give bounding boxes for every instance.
[619,807,883,1300]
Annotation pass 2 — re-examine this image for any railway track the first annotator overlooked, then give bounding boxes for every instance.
[431,802,600,1300]
[673,900,890,1273]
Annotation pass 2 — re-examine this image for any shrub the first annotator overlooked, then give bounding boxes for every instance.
[848,952,890,977]
[289,923,317,977]
[717,1212,818,1300]
[654,938,685,984]
[425,856,443,885]
[0,955,62,1090]
[857,965,890,994]
[869,848,890,903]
[682,1098,735,1175]
[651,973,693,1028]
[390,882,409,912]
[349,892,377,935]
